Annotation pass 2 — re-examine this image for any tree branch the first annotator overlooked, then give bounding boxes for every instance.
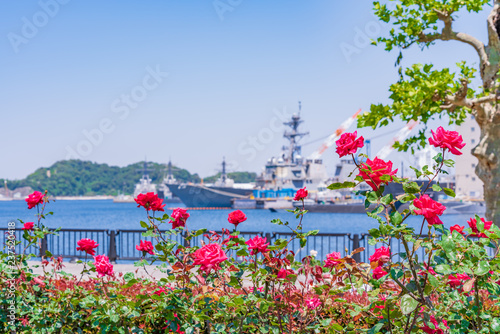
[418,9,490,86]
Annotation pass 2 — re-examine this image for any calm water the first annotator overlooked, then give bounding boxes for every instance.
[0,199,477,234]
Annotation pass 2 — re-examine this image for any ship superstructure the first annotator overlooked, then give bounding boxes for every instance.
[133,161,156,198]
[255,103,327,191]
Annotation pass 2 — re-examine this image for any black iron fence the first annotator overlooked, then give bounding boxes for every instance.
[1,228,496,262]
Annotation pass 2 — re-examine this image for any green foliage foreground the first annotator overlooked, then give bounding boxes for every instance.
[3,129,500,333]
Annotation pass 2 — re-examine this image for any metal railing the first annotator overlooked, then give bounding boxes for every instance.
[0,228,496,262]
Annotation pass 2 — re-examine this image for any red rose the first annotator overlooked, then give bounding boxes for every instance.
[293,187,308,201]
[228,210,247,228]
[246,235,270,255]
[153,287,167,296]
[369,246,390,266]
[357,157,397,191]
[335,131,364,158]
[413,195,446,226]
[324,252,341,268]
[192,243,227,274]
[171,208,190,229]
[447,273,471,289]
[428,126,466,155]
[94,254,114,277]
[135,192,166,212]
[25,191,44,209]
[373,266,388,280]
[22,222,34,231]
[450,224,465,236]
[305,297,322,310]
[277,268,294,279]
[76,238,99,256]
[421,314,448,334]
[136,240,155,255]
[468,216,492,238]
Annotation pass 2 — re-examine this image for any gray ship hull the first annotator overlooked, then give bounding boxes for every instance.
[167,184,252,208]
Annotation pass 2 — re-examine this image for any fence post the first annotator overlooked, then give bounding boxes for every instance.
[183,230,190,248]
[108,230,117,263]
[265,232,272,245]
[40,235,48,257]
[352,234,361,263]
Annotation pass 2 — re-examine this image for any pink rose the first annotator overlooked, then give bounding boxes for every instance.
[324,252,341,268]
[136,240,155,255]
[294,187,308,201]
[135,192,166,212]
[335,131,364,158]
[373,266,388,280]
[228,210,247,228]
[94,255,114,277]
[428,126,465,155]
[22,222,34,231]
[413,195,446,226]
[305,297,322,310]
[76,238,99,256]
[25,191,44,209]
[246,236,270,255]
[450,224,465,236]
[357,157,397,191]
[193,243,228,274]
[369,247,390,266]
[170,208,190,229]
[468,217,493,238]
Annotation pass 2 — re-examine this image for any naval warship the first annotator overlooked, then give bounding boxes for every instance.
[168,104,328,208]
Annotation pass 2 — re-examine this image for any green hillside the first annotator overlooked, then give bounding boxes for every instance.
[1,160,201,196]
[2,160,257,196]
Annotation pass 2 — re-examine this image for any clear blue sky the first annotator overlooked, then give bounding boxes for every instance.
[0,0,491,180]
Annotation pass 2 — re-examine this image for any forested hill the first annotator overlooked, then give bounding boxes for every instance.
[2,160,257,196]
[1,160,199,196]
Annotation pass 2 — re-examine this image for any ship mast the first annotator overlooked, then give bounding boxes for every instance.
[283,101,309,164]
[221,157,227,184]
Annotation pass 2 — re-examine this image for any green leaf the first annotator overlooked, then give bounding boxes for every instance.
[491,318,500,332]
[390,211,403,225]
[368,322,384,334]
[369,228,380,238]
[443,188,455,198]
[435,264,452,275]
[444,159,455,167]
[299,237,307,248]
[140,221,149,229]
[381,194,393,205]
[400,294,419,315]
[236,249,248,257]
[366,191,379,203]
[432,184,442,192]
[403,182,421,194]
[475,261,490,276]
[327,181,356,190]
[427,274,439,287]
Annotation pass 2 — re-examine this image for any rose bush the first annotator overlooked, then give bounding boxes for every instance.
[2,128,500,333]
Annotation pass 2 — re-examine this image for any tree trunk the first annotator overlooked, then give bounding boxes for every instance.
[472,103,500,227]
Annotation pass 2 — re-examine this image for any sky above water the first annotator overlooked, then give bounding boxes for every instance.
[0,1,491,180]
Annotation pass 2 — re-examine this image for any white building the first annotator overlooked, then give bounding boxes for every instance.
[455,115,483,199]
